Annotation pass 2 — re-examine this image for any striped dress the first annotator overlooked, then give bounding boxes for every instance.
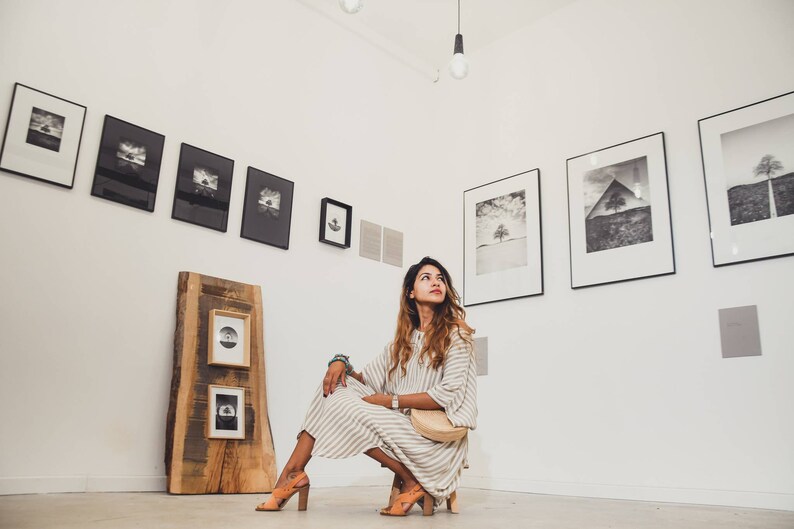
[301,328,477,503]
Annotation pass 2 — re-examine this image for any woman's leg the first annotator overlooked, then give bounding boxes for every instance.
[365,447,419,491]
[274,431,315,488]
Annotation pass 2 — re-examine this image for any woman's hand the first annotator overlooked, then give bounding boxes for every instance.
[362,393,391,408]
[323,360,347,397]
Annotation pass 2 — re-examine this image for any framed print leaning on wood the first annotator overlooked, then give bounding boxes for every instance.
[699,90,794,266]
[566,132,675,289]
[464,169,543,306]
[0,83,87,188]
[208,309,251,368]
[208,385,245,440]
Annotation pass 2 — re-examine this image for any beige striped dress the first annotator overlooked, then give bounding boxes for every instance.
[301,328,477,503]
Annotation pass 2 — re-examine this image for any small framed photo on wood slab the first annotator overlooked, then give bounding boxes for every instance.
[0,83,87,188]
[698,90,794,266]
[208,385,245,440]
[319,197,352,248]
[566,132,675,288]
[171,143,234,232]
[208,309,250,368]
[91,115,165,211]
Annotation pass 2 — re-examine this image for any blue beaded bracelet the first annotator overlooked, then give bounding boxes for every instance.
[328,354,354,375]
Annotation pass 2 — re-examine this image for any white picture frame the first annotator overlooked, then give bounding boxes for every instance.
[208,385,245,440]
[208,309,251,368]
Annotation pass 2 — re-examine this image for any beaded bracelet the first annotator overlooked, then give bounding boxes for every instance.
[328,354,354,375]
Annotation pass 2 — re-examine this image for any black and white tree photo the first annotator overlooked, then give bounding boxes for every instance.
[26,107,65,152]
[475,190,528,275]
[583,156,653,253]
[720,112,794,225]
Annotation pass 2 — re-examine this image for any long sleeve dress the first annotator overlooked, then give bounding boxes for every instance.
[301,328,478,503]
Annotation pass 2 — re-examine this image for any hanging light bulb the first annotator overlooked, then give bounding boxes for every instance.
[449,0,469,79]
[338,0,363,14]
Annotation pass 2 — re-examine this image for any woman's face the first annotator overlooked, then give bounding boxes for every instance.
[409,264,447,306]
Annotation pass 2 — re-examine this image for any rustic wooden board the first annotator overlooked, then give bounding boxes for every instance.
[166,272,277,494]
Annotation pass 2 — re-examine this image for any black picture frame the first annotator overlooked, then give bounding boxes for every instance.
[566,132,675,289]
[90,115,165,212]
[698,90,794,267]
[319,197,352,248]
[240,166,294,250]
[0,83,87,188]
[463,169,544,306]
[171,143,235,232]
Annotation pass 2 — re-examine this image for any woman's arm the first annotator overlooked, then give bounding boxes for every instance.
[362,392,442,410]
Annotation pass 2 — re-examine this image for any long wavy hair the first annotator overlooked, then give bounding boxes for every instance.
[388,257,474,379]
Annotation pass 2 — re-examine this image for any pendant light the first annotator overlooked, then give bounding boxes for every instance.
[339,0,363,15]
[448,0,469,80]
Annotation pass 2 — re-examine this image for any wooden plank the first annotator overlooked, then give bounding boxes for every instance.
[166,272,277,494]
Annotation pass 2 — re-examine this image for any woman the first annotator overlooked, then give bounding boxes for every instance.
[255,256,477,516]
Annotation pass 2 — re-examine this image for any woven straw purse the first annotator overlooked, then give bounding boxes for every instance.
[410,409,468,443]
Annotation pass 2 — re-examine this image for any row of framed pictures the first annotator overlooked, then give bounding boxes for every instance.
[0,83,356,251]
[463,89,794,306]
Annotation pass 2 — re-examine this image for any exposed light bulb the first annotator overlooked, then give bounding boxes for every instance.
[338,0,363,14]
[448,33,469,80]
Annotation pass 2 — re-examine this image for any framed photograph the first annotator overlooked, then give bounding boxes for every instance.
[319,197,352,248]
[463,169,544,306]
[208,309,251,368]
[208,385,245,440]
[698,90,794,266]
[240,167,294,250]
[0,83,87,188]
[171,143,234,232]
[91,115,165,211]
[566,132,675,288]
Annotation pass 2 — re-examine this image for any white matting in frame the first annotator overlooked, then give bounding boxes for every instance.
[0,83,87,188]
[566,132,675,288]
[464,169,543,306]
[699,90,794,266]
[208,309,251,368]
[208,385,245,440]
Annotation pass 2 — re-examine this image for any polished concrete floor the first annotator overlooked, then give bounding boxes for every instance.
[1,487,792,529]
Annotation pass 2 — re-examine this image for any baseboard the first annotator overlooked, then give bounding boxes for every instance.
[0,475,166,496]
[461,475,794,512]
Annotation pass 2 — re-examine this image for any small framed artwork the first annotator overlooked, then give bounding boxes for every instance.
[171,143,234,232]
[464,169,544,306]
[208,385,245,440]
[566,132,675,288]
[698,90,794,266]
[0,83,87,188]
[208,309,251,368]
[319,197,352,248]
[240,167,294,250]
[91,115,165,211]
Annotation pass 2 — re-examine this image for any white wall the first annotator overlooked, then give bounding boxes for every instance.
[0,0,439,494]
[428,0,794,512]
[1,0,792,513]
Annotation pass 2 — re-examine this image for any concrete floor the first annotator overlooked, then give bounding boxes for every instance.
[1,487,792,529]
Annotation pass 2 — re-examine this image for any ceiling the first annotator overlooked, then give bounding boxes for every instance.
[296,0,577,79]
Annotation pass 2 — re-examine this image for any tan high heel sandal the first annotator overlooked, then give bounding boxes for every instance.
[255,471,310,512]
[380,484,434,516]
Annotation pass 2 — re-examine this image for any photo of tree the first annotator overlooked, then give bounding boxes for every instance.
[583,156,653,253]
[720,113,794,225]
[257,187,281,218]
[192,165,219,197]
[26,107,65,152]
[475,190,528,275]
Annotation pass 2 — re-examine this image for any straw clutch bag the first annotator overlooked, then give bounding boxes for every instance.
[410,409,468,443]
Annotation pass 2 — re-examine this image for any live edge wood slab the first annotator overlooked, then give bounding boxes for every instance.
[165,272,277,494]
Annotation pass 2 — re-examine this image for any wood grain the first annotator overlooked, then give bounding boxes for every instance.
[166,272,277,494]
